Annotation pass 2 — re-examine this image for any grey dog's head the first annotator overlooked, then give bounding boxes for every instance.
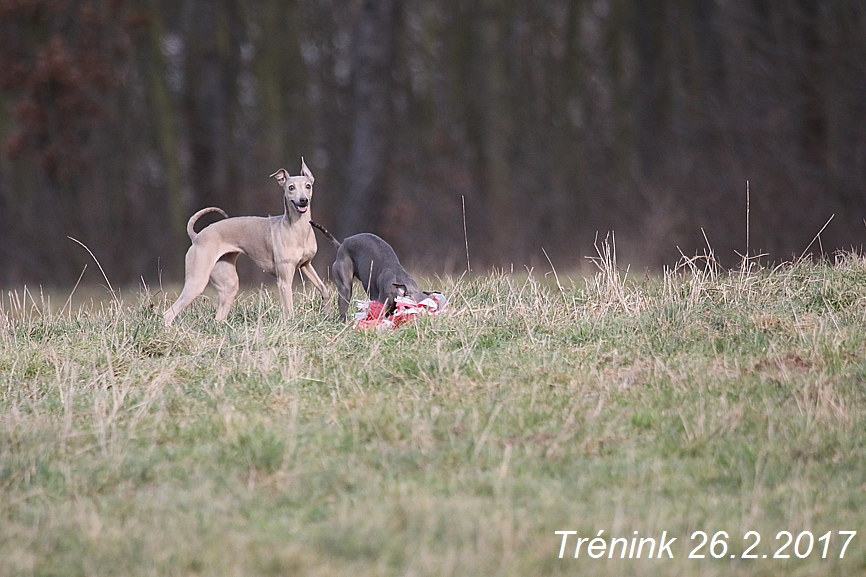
[393,283,428,304]
[270,158,315,215]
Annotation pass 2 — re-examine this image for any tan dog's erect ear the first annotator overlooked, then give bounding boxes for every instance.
[300,157,314,184]
[270,169,289,186]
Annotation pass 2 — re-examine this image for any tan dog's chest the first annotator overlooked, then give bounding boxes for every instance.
[268,218,318,273]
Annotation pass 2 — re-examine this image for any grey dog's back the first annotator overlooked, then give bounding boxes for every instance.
[340,233,416,301]
[309,222,403,267]
[342,233,401,267]
[310,222,409,282]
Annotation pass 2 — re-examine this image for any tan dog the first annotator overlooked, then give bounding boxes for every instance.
[164,159,330,326]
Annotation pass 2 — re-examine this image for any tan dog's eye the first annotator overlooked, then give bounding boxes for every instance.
[306,184,311,190]
[288,184,295,191]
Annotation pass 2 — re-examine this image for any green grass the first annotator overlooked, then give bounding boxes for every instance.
[2,251,866,576]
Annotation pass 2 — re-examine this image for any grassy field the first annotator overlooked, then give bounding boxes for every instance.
[2,249,866,576]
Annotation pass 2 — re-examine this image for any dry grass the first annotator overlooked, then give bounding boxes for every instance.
[2,249,866,576]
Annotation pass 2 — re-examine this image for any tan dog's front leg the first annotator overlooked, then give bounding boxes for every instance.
[276,265,296,318]
[300,262,331,313]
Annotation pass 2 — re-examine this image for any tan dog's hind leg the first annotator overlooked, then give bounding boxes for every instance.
[300,262,331,313]
[211,253,240,321]
[164,245,220,325]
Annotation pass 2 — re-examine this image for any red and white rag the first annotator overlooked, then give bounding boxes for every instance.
[353,293,449,331]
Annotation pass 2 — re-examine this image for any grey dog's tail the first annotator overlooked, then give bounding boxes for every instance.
[310,220,341,248]
[187,207,229,241]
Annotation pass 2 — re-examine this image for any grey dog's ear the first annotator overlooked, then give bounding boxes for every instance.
[393,283,407,297]
[300,157,314,184]
[270,169,289,186]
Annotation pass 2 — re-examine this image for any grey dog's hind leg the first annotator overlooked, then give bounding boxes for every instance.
[333,250,355,320]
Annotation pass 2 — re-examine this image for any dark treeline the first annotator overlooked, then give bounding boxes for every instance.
[0,0,864,286]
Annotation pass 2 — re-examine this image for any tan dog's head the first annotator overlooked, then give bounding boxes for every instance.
[270,158,315,214]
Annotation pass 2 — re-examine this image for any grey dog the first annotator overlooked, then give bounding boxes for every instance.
[310,222,430,320]
[164,159,329,326]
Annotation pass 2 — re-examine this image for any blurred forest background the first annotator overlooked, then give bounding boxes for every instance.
[0,0,864,287]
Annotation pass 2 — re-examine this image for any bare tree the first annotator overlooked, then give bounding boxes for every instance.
[338,0,402,237]
[182,0,242,213]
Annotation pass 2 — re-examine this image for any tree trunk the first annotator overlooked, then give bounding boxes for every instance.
[338,0,401,237]
[183,0,240,213]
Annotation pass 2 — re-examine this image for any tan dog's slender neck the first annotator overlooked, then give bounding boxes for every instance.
[278,201,310,226]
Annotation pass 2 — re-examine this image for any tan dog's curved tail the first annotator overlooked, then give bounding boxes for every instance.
[310,220,341,248]
[187,207,229,241]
